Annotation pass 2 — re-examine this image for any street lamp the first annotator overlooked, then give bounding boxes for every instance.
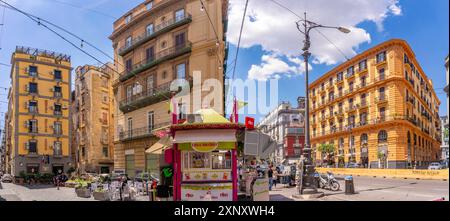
[295,12,350,197]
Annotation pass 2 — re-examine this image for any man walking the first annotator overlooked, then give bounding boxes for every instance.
[268,166,274,191]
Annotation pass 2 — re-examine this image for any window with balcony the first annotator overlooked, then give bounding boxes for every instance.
[349,81,354,93]
[28,82,38,94]
[338,102,343,113]
[125,58,132,72]
[379,87,386,101]
[329,92,334,101]
[147,75,154,95]
[175,8,185,22]
[54,121,62,135]
[54,104,62,116]
[127,118,133,138]
[378,130,388,142]
[338,87,343,97]
[176,63,186,79]
[28,119,38,133]
[359,60,367,71]
[361,94,367,107]
[52,70,62,80]
[53,141,62,156]
[125,36,132,47]
[146,23,154,36]
[321,82,325,91]
[321,95,325,105]
[348,115,355,128]
[329,77,333,86]
[28,101,38,113]
[125,14,132,24]
[148,111,154,133]
[360,112,367,126]
[376,51,386,63]
[54,86,62,98]
[360,76,366,87]
[146,1,153,11]
[27,140,38,154]
[337,72,343,82]
[329,106,334,116]
[379,107,386,121]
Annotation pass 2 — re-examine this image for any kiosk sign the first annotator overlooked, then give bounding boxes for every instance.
[192,142,218,152]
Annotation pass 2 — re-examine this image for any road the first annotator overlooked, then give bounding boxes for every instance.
[269,175,449,201]
[1,175,448,201]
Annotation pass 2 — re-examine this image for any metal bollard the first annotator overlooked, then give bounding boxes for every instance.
[345,175,355,195]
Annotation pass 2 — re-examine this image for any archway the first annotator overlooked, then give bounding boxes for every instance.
[377,130,388,169]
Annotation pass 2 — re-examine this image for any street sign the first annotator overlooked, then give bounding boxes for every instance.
[245,117,255,130]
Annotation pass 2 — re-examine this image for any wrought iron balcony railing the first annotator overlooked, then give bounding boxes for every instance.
[119,42,192,83]
[118,14,192,56]
[119,122,171,142]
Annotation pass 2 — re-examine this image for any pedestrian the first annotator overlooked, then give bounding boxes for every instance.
[56,169,63,190]
[268,166,274,191]
[273,168,278,188]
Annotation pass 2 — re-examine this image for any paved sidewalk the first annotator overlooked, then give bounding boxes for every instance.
[269,175,449,201]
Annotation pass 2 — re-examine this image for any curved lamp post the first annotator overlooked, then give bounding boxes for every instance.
[295,12,350,196]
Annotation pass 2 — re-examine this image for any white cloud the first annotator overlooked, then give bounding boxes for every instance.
[248,53,308,81]
[228,0,402,80]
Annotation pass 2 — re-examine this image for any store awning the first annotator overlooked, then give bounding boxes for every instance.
[173,129,236,144]
[146,135,172,154]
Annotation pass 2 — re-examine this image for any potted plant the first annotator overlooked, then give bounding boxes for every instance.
[75,180,91,198]
[93,187,111,201]
[16,171,26,185]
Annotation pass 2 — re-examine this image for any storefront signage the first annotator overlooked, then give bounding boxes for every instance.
[192,142,218,153]
[245,117,255,130]
[183,170,232,182]
[181,183,233,201]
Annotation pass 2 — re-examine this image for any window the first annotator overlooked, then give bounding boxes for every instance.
[54,141,62,156]
[54,70,62,80]
[28,119,38,133]
[54,86,62,98]
[360,76,366,87]
[103,146,109,157]
[26,164,39,174]
[349,81,354,92]
[28,82,38,94]
[378,130,388,142]
[379,87,385,100]
[175,8,185,22]
[379,107,386,121]
[54,104,62,115]
[359,60,367,71]
[81,146,86,157]
[146,24,154,35]
[28,66,38,77]
[148,111,154,133]
[146,47,154,61]
[175,33,186,48]
[102,112,108,125]
[29,101,38,113]
[360,112,367,125]
[186,152,210,169]
[146,1,153,10]
[379,68,385,80]
[27,140,38,154]
[126,85,133,100]
[125,14,132,24]
[176,63,186,79]
[377,51,386,63]
[125,59,132,72]
[162,71,167,79]
[337,72,343,81]
[329,77,333,85]
[212,152,232,169]
[125,36,132,47]
[54,121,62,135]
[347,66,354,77]
[127,118,133,138]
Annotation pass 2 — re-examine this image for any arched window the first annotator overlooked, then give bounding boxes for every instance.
[407,131,411,144]
[378,130,388,143]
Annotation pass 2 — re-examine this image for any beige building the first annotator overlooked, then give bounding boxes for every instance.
[71,64,116,174]
[110,0,229,177]
[6,46,72,176]
[309,39,441,169]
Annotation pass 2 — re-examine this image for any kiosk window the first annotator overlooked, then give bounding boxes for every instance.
[189,152,210,169]
[212,152,232,169]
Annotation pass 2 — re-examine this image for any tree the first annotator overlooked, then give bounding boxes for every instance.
[318,143,335,166]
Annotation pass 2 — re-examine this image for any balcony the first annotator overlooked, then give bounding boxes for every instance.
[359,100,368,108]
[119,122,171,142]
[119,79,192,113]
[118,14,192,56]
[346,105,357,112]
[119,42,192,83]
[379,74,386,81]
[375,94,387,104]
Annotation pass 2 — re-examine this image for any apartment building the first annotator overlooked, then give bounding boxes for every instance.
[110,0,229,177]
[6,46,72,176]
[258,97,306,165]
[71,65,115,174]
[445,56,449,120]
[309,39,441,169]
[440,116,449,162]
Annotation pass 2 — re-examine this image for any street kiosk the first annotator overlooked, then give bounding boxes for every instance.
[170,109,242,201]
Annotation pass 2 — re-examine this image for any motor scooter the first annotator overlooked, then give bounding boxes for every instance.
[315,171,340,191]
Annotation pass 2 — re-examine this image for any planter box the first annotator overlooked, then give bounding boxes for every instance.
[75,188,91,198]
[93,191,111,201]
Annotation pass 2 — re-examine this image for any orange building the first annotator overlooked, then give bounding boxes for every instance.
[309,39,441,169]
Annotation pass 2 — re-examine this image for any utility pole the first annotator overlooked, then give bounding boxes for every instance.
[293,12,350,198]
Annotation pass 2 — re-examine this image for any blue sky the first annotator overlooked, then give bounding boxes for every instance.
[0,0,448,128]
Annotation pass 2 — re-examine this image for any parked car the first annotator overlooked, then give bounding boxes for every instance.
[428,162,443,170]
[347,162,361,168]
[1,174,13,183]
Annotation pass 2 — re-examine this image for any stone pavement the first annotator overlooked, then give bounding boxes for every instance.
[269,175,449,201]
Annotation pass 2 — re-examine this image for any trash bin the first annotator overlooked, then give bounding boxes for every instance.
[345,176,355,195]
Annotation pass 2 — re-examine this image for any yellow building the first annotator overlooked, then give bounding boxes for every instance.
[7,46,72,176]
[110,0,229,177]
[309,39,441,169]
[71,64,115,174]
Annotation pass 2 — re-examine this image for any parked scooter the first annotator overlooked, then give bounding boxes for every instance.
[315,171,340,191]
